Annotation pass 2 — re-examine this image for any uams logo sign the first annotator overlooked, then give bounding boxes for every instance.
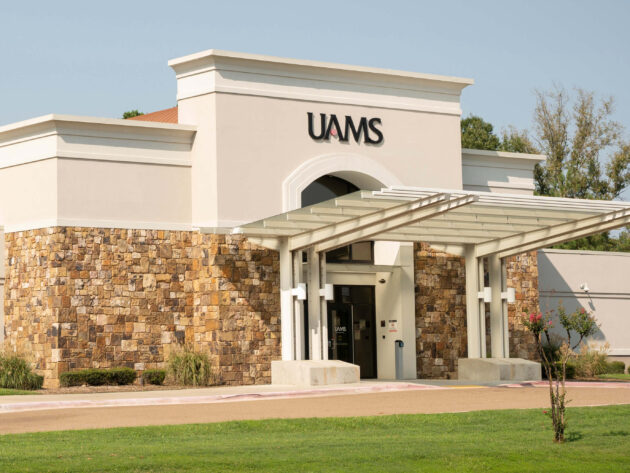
[307,112,383,145]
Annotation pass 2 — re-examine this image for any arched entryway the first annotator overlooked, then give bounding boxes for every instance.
[300,174,377,377]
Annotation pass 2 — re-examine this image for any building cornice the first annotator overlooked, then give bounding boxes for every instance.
[0,115,195,170]
[169,49,473,115]
[462,148,546,163]
[168,49,474,88]
[0,114,195,137]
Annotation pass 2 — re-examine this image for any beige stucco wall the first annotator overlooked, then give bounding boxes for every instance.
[462,149,544,195]
[212,93,463,225]
[0,159,58,228]
[56,158,191,229]
[538,248,630,359]
[0,117,195,232]
[170,50,472,229]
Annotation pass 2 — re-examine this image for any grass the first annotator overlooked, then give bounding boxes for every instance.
[0,405,629,472]
[0,388,40,396]
[598,373,630,380]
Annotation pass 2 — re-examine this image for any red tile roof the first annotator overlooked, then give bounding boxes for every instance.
[127,106,178,124]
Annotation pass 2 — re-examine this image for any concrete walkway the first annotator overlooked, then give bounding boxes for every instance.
[0,380,629,434]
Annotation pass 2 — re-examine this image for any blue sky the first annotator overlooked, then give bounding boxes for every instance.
[1,0,629,140]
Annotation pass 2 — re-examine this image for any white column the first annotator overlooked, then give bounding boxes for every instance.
[501,258,510,357]
[279,238,295,361]
[307,247,323,360]
[293,250,305,360]
[464,245,482,358]
[320,253,329,360]
[488,253,505,358]
[478,254,487,359]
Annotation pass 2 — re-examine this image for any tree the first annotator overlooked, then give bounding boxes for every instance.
[461,115,538,154]
[523,305,598,443]
[499,126,538,154]
[533,87,630,200]
[123,110,144,119]
[461,115,501,150]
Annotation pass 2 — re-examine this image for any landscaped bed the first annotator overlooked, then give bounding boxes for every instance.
[0,405,628,472]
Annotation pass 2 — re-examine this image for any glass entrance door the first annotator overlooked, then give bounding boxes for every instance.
[327,285,377,379]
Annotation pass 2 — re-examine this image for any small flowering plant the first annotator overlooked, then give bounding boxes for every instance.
[522,312,552,336]
[521,304,598,443]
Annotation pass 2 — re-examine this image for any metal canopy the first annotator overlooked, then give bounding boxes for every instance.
[233,186,630,257]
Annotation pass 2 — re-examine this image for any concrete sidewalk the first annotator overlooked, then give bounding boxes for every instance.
[1,379,628,414]
[0,381,629,435]
[0,381,441,413]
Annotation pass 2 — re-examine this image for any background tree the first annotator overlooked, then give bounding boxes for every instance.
[461,115,501,150]
[533,87,630,200]
[122,110,144,119]
[461,115,537,153]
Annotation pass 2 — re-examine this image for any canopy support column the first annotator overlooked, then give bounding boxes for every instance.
[320,254,329,360]
[292,250,305,360]
[489,253,508,358]
[465,245,485,358]
[307,247,325,360]
[279,239,295,361]
[502,258,510,357]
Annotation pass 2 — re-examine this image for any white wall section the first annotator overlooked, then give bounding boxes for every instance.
[538,249,630,359]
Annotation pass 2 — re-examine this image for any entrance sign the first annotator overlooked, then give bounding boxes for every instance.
[307,112,383,144]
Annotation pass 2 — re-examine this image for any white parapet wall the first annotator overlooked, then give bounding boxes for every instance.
[0,115,196,233]
[462,148,545,196]
[538,249,630,365]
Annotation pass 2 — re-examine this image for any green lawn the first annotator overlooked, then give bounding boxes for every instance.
[0,388,39,396]
[598,373,630,380]
[1,406,629,472]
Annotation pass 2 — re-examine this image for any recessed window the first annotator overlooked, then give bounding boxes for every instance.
[326,241,374,264]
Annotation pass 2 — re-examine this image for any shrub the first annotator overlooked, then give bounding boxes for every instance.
[604,361,626,374]
[59,367,136,387]
[544,362,576,380]
[142,369,166,385]
[573,343,609,378]
[0,354,44,390]
[168,346,215,386]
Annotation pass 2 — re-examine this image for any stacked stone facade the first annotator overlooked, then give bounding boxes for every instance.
[414,243,468,379]
[506,251,539,360]
[3,228,280,387]
[4,228,539,386]
[414,244,539,379]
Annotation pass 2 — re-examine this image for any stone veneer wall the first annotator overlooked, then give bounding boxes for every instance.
[414,243,467,379]
[414,244,539,379]
[505,251,539,360]
[3,228,280,387]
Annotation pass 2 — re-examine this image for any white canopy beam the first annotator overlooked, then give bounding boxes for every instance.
[498,213,630,258]
[307,195,478,253]
[475,208,630,258]
[288,193,449,251]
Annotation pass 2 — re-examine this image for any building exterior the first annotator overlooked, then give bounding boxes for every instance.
[1,50,628,387]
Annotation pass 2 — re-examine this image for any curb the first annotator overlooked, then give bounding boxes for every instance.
[0,382,442,414]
